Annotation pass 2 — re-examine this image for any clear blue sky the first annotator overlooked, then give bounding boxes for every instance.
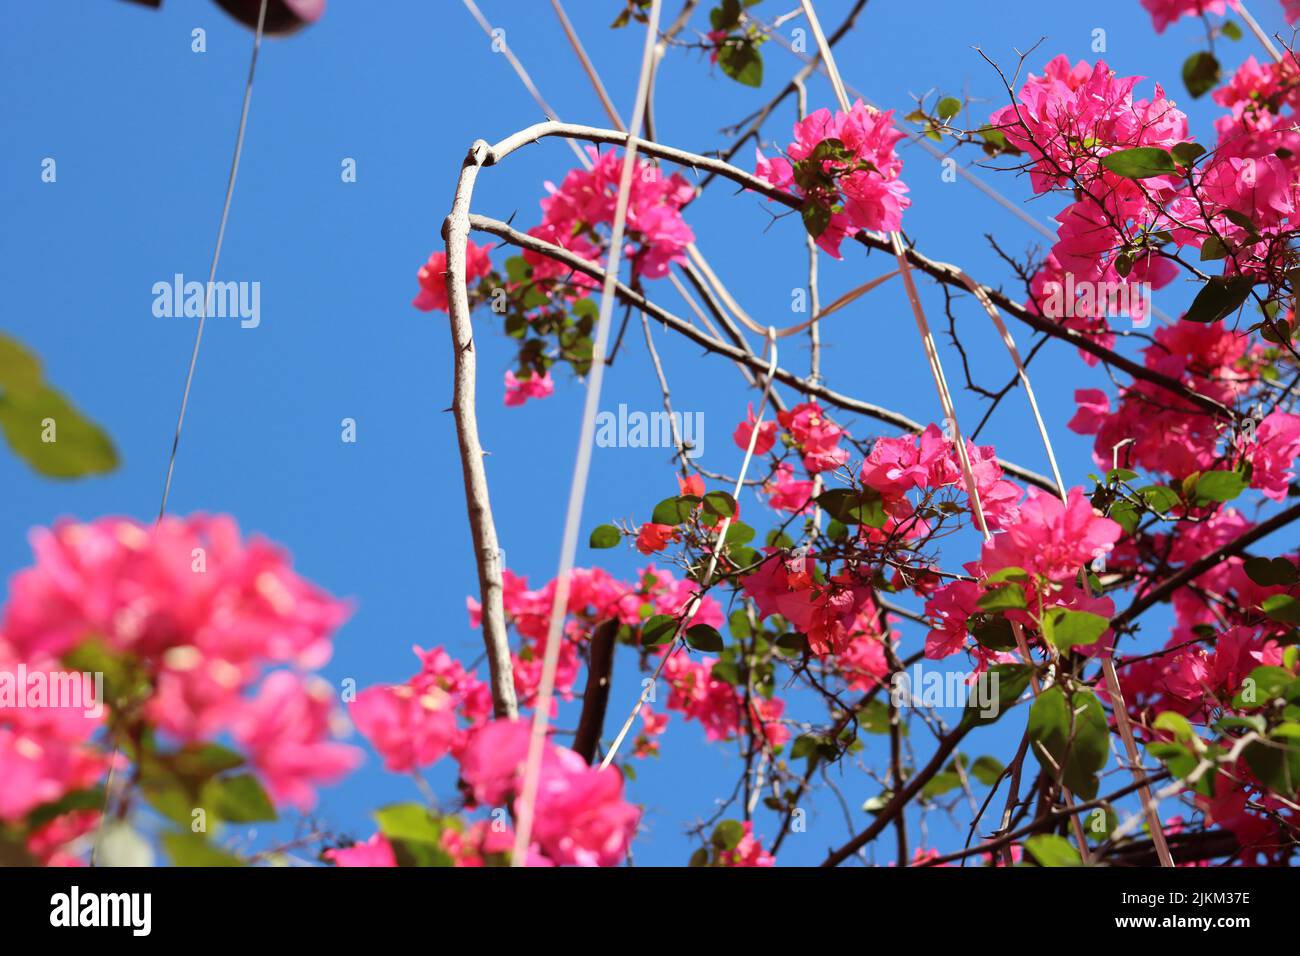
[1,0,1294,866]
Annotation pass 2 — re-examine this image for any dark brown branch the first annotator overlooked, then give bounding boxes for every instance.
[572,620,618,764]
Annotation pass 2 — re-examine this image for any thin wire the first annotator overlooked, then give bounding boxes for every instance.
[157,0,269,523]
[96,0,269,867]
[509,0,664,867]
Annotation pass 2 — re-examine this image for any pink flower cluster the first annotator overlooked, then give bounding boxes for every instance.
[924,489,1122,660]
[525,146,695,282]
[662,647,789,747]
[412,239,493,313]
[0,515,359,858]
[860,423,1022,532]
[504,369,555,407]
[468,564,722,705]
[459,719,639,866]
[1139,0,1229,33]
[755,100,910,257]
[1066,321,1291,496]
[350,644,492,772]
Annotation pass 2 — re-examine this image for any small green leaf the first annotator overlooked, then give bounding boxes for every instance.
[1183,275,1255,324]
[702,490,738,518]
[718,38,763,87]
[684,623,725,653]
[971,755,1005,786]
[641,614,679,647]
[1200,236,1228,261]
[978,583,1027,612]
[1262,594,1300,625]
[1100,147,1176,180]
[936,96,962,121]
[1243,557,1298,587]
[1194,469,1246,503]
[162,832,243,867]
[1171,141,1207,168]
[711,819,746,850]
[205,774,276,823]
[1025,834,1082,867]
[589,524,621,549]
[650,496,696,525]
[1042,608,1109,651]
[1182,50,1221,99]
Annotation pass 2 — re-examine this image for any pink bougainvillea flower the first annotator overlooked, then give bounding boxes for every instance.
[732,404,777,455]
[233,671,362,812]
[716,821,775,867]
[755,101,910,257]
[635,522,678,555]
[979,487,1121,582]
[1139,0,1228,33]
[504,369,554,407]
[412,239,492,313]
[324,833,397,868]
[1241,411,1300,501]
[459,719,639,867]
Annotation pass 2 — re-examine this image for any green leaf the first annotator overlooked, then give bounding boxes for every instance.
[650,496,696,525]
[724,521,755,546]
[922,769,963,799]
[205,773,276,823]
[1153,710,1197,744]
[986,566,1029,584]
[1025,834,1082,867]
[1222,19,1243,40]
[1100,147,1176,180]
[1243,557,1298,587]
[971,755,1005,786]
[801,199,831,239]
[0,334,44,392]
[589,524,621,549]
[702,490,738,518]
[711,819,745,850]
[1200,236,1228,261]
[0,382,118,479]
[857,699,894,735]
[962,663,1034,728]
[1139,484,1181,514]
[1233,665,1295,708]
[1194,469,1246,503]
[375,803,442,845]
[1027,685,1109,799]
[1182,50,1221,99]
[977,583,1027,612]
[816,487,886,528]
[1041,608,1109,651]
[25,788,106,830]
[936,96,961,121]
[970,614,1019,652]
[718,38,763,87]
[775,631,808,654]
[641,614,679,647]
[684,623,725,652]
[1244,738,1300,795]
[162,832,243,867]
[1262,594,1300,625]
[1171,141,1207,168]
[1183,275,1255,324]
